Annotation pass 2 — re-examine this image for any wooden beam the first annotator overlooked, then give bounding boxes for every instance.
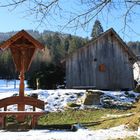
[72,86,96,89]
[11,44,35,48]
[0,112,45,115]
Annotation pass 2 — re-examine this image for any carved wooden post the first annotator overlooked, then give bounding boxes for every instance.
[18,49,25,111]
[19,71,24,98]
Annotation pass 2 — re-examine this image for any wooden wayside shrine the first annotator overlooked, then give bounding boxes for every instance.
[0,30,45,129]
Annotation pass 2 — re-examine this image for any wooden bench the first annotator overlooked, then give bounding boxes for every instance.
[0,96,45,129]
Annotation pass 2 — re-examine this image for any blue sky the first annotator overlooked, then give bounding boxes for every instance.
[0,0,140,42]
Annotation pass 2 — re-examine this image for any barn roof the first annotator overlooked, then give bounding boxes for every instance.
[93,28,137,61]
[62,28,137,63]
[0,30,44,50]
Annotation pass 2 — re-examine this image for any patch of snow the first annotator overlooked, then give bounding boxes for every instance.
[133,62,140,81]
[0,81,86,112]
[102,113,134,119]
[0,125,138,140]
[137,127,140,136]
[91,125,137,140]
[0,80,140,112]
[103,91,136,103]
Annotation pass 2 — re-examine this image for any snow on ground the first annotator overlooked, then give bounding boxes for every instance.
[0,79,85,112]
[0,79,140,140]
[0,125,139,140]
[0,80,139,112]
[102,113,134,119]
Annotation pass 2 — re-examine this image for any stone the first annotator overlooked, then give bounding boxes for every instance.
[134,85,140,93]
[83,90,104,105]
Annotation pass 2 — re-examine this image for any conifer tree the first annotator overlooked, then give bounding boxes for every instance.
[91,20,104,38]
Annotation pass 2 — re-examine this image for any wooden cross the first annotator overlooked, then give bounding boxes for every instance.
[0,30,44,111]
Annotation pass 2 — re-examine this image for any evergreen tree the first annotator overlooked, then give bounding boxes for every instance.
[51,33,65,64]
[91,20,104,38]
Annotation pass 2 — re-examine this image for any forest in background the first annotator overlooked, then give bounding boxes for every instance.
[0,29,140,89]
[0,30,87,89]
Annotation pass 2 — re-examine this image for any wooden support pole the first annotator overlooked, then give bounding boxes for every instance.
[0,115,6,129]
[0,116,3,129]
[18,70,25,111]
[18,71,25,111]
[18,50,25,111]
[32,115,38,129]
[0,116,4,129]
[33,106,35,111]
[4,116,6,129]
[4,106,7,111]
[19,71,24,98]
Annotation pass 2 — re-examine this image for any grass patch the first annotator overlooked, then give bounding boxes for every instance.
[39,109,128,128]
[123,136,139,140]
[39,109,106,125]
[67,102,81,108]
[91,100,140,130]
[38,100,140,130]
[89,116,128,130]
[126,114,140,131]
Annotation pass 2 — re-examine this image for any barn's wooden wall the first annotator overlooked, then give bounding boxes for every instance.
[66,32,134,90]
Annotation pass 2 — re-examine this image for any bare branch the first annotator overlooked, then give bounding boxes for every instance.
[0,0,27,7]
[61,0,111,30]
[0,0,140,37]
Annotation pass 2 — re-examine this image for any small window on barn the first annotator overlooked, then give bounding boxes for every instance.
[99,64,106,72]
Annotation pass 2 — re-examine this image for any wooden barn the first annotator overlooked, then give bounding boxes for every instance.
[65,28,137,90]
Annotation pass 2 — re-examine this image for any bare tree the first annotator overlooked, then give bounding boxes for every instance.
[0,0,140,32]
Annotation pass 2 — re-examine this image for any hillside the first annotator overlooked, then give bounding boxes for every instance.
[0,30,81,42]
[0,30,140,89]
[0,30,140,56]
